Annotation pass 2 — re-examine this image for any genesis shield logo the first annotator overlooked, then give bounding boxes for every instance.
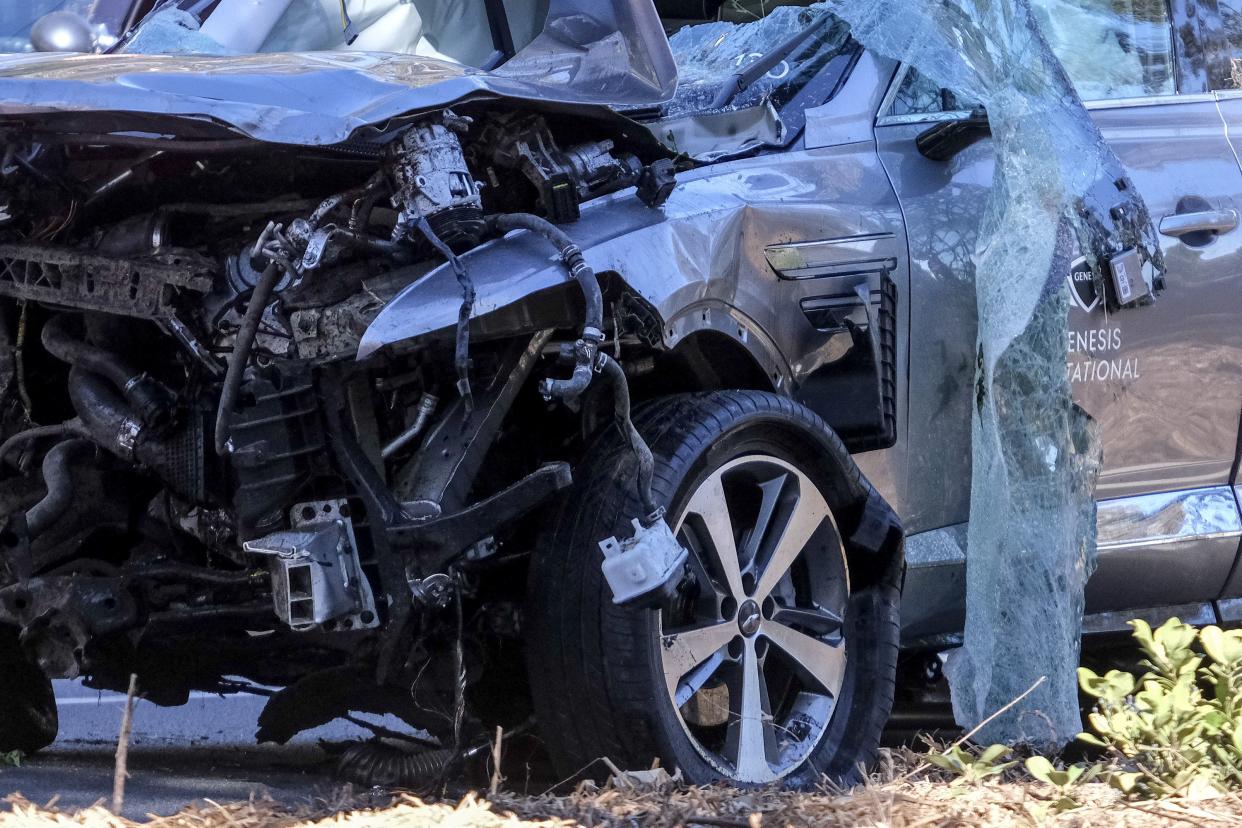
[1068,256,1099,313]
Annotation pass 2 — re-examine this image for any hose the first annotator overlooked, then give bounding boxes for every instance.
[24,439,94,538]
[214,261,282,455]
[598,354,658,520]
[42,315,173,429]
[488,213,603,334]
[486,215,658,520]
[414,216,475,410]
[0,422,86,469]
[68,367,143,463]
[336,743,458,789]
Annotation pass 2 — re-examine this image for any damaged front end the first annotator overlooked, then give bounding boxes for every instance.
[0,4,688,759]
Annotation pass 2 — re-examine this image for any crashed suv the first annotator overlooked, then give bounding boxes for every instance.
[5,0,1238,791]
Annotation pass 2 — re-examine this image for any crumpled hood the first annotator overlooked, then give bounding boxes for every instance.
[0,0,677,146]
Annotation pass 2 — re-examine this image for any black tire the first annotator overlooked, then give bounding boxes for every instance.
[0,627,57,755]
[526,391,901,789]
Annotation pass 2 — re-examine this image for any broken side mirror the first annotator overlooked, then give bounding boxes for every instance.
[916,107,990,162]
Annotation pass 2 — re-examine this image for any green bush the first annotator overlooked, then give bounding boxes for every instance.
[1078,617,1242,797]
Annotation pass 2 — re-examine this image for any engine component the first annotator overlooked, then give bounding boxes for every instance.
[382,392,438,460]
[393,111,484,249]
[42,315,175,430]
[215,258,284,455]
[68,368,209,503]
[227,367,325,537]
[486,116,644,223]
[24,439,93,539]
[598,516,688,606]
[243,499,379,632]
[0,243,213,318]
[408,572,453,609]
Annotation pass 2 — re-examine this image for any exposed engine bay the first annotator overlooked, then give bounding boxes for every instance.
[0,101,679,752]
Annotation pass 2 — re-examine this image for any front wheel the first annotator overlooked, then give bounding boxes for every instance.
[0,628,57,755]
[527,391,900,789]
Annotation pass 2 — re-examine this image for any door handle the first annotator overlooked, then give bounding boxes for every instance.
[1158,208,1239,238]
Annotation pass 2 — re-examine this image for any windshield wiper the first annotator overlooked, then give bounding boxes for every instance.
[709,13,835,110]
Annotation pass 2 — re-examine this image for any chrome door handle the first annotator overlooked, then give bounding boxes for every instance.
[1158,208,1239,238]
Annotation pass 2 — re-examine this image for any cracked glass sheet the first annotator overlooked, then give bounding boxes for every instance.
[827,0,1160,747]
[664,3,853,117]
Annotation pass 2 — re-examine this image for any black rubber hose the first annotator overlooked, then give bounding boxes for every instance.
[598,353,658,520]
[488,213,603,334]
[0,422,84,469]
[42,315,172,429]
[24,439,94,538]
[215,261,282,455]
[68,367,143,462]
[336,743,458,790]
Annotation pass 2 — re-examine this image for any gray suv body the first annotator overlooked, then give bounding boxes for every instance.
[0,0,1236,791]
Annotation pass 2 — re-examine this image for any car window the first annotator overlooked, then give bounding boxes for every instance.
[1215,1,1242,89]
[886,0,1176,118]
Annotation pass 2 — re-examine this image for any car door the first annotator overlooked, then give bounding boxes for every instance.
[879,0,1242,642]
[1191,0,1242,615]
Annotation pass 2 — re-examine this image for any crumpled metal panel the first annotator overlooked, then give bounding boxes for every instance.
[359,135,912,503]
[0,0,676,146]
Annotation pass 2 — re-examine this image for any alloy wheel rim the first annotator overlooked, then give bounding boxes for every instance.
[659,455,849,784]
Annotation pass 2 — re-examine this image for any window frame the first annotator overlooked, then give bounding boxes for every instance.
[874,0,1196,126]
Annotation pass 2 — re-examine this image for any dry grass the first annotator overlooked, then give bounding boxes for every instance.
[8,749,1242,828]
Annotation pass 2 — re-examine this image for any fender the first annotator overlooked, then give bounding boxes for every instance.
[357,183,794,388]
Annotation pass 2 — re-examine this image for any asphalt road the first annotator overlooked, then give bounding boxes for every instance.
[0,681,381,819]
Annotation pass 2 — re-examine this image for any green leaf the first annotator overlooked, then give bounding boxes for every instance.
[978,744,1010,764]
[1076,731,1108,748]
[1025,755,1055,783]
[1202,626,1242,667]
[926,753,963,772]
[1109,771,1141,794]
[1051,796,1081,813]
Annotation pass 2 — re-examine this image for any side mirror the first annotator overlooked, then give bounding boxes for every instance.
[30,11,96,53]
[916,108,990,162]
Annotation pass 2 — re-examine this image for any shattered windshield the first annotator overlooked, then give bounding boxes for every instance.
[663,2,856,117]
[122,0,547,67]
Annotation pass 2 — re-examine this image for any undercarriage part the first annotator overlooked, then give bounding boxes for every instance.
[24,439,93,539]
[215,259,283,455]
[243,499,379,632]
[0,576,137,678]
[336,743,459,790]
[393,111,484,250]
[256,665,451,745]
[396,332,554,510]
[42,315,175,430]
[67,367,208,502]
[0,243,213,318]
